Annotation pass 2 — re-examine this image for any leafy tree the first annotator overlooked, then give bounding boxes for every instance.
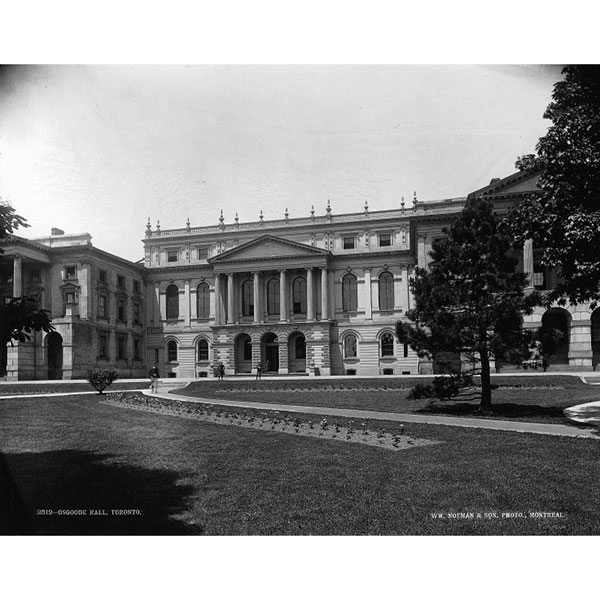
[396,198,540,411]
[86,368,119,394]
[0,201,29,239]
[0,199,54,356]
[510,65,600,308]
[0,297,54,348]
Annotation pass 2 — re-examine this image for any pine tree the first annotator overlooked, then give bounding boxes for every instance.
[511,65,600,308]
[396,198,540,411]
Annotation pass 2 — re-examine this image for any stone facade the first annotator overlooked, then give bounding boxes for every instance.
[2,170,600,380]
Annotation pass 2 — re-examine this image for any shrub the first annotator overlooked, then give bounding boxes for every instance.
[432,372,475,401]
[406,383,435,400]
[86,368,118,394]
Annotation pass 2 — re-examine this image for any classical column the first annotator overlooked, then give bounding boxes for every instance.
[13,254,22,297]
[227,273,235,324]
[79,262,91,319]
[279,269,288,322]
[183,279,191,327]
[153,283,160,325]
[214,274,222,325]
[253,271,260,323]
[321,267,329,320]
[523,239,534,288]
[417,234,427,269]
[307,267,315,321]
[364,268,372,319]
[158,284,165,322]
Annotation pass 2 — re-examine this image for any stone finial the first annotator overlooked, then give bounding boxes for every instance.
[401,196,405,213]
[219,210,224,224]
[186,217,191,232]
[156,219,161,234]
[326,199,332,221]
[284,208,289,223]
[413,191,418,211]
[146,217,152,236]
[235,212,239,228]
[259,210,264,223]
[310,205,315,220]
[364,200,369,217]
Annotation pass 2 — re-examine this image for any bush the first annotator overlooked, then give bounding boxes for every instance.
[432,371,475,401]
[86,368,118,394]
[406,383,435,400]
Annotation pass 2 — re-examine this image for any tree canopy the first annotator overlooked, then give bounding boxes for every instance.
[510,65,600,308]
[0,200,29,243]
[396,198,540,410]
[0,199,53,352]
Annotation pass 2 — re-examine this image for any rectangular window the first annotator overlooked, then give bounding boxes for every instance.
[167,250,178,263]
[379,233,392,247]
[133,280,141,294]
[133,303,140,324]
[154,348,159,364]
[29,269,41,283]
[343,236,355,250]
[117,298,125,322]
[98,294,107,318]
[134,339,141,361]
[98,334,108,359]
[118,336,126,360]
[99,269,107,284]
[65,291,76,303]
[117,275,125,289]
[65,266,77,280]
[197,247,208,260]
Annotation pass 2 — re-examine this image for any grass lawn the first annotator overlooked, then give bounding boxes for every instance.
[1,393,599,535]
[180,375,600,424]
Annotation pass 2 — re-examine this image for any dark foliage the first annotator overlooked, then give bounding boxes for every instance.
[0,297,54,347]
[86,368,119,394]
[396,198,540,410]
[510,65,600,308]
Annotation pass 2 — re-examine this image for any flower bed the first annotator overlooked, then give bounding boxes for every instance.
[103,392,439,452]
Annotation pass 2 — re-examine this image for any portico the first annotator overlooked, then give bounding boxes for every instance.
[208,235,333,375]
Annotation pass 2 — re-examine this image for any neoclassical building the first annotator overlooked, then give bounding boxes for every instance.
[1,170,599,380]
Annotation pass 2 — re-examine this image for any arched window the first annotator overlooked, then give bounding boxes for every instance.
[197,283,210,319]
[381,332,394,357]
[295,335,306,359]
[242,280,254,316]
[292,277,307,314]
[167,340,178,362]
[344,334,357,358]
[197,339,209,361]
[342,274,358,312]
[379,272,394,312]
[267,278,280,315]
[166,284,179,320]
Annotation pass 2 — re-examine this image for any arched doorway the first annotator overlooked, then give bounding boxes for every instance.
[592,308,600,369]
[234,333,252,373]
[262,332,279,373]
[47,332,63,380]
[288,332,306,373]
[540,308,571,366]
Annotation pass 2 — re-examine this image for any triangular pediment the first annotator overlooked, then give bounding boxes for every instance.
[468,171,541,200]
[209,235,330,264]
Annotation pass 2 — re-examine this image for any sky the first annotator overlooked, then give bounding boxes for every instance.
[0,64,563,261]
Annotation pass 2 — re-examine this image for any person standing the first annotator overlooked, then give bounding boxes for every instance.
[218,363,225,381]
[148,365,160,393]
[255,363,262,380]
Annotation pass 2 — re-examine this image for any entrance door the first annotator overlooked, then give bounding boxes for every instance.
[265,344,279,372]
[262,332,279,373]
[47,332,63,380]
